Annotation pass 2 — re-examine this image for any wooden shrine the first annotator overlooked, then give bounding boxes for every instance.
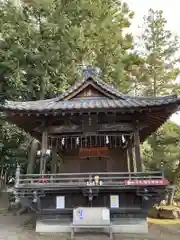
[0,66,180,234]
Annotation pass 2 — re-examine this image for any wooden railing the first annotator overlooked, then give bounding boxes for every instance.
[15,170,165,188]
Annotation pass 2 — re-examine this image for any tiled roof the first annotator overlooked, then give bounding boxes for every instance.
[0,66,180,112]
[57,66,130,100]
[57,74,126,100]
[0,95,179,112]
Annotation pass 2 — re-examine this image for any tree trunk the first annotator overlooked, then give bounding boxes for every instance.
[134,129,142,172]
[27,139,39,174]
[151,64,158,164]
[167,185,176,206]
[167,162,180,205]
[39,76,46,100]
[27,69,46,173]
[0,166,4,186]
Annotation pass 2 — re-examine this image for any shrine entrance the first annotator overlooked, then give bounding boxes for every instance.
[80,157,108,172]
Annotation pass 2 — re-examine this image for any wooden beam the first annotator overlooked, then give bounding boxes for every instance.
[34,122,147,134]
[48,133,133,139]
[47,125,81,133]
[33,114,143,129]
[99,123,147,132]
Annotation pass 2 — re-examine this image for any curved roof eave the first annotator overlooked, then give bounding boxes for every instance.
[0,94,179,113]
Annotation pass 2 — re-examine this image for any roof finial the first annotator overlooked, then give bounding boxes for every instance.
[82,65,101,80]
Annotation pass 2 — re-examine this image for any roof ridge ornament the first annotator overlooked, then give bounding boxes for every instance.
[82,65,101,80]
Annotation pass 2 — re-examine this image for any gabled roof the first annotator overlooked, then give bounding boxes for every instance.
[1,66,180,142]
[57,67,126,100]
[1,67,180,113]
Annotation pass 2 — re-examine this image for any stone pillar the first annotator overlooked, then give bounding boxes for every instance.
[40,131,48,174]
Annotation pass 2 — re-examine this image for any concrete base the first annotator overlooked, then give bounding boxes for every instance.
[36,218,148,235]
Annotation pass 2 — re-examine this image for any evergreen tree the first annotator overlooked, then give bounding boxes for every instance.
[140,9,180,201]
[0,0,142,101]
[138,8,180,96]
[0,0,143,176]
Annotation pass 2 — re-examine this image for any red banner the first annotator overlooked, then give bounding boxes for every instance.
[124,179,169,186]
[79,147,109,158]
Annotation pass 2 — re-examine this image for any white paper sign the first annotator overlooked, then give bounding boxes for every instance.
[56,196,65,209]
[102,208,110,220]
[110,195,119,208]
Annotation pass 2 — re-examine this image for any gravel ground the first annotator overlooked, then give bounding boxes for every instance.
[0,213,179,240]
[0,193,180,240]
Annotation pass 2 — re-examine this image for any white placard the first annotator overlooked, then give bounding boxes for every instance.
[110,195,119,208]
[102,208,110,220]
[56,196,65,209]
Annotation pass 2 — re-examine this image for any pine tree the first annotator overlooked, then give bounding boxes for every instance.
[0,0,143,175]
[139,10,180,204]
[138,8,180,96]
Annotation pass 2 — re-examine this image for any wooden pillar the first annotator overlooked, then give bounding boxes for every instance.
[40,131,48,174]
[127,139,134,172]
[134,128,142,172]
[27,139,39,174]
[51,146,57,173]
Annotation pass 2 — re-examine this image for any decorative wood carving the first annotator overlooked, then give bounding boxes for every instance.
[99,123,134,132]
[47,124,81,133]
[65,80,114,100]
[34,120,147,143]
[74,85,105,98]
[99,123,147,132]
[82,115,98,132]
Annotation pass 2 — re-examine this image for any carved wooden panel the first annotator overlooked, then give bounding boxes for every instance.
[82,115,98,132]
[73,85,105,98]
[47,124,81,133]
[99,123,134,132]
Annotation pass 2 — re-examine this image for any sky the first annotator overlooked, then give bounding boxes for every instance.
[126,0,180,125]
[126,0,180,36]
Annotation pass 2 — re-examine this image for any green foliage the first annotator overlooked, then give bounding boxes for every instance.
[0,0,143,100]
[0,0,143,177]
[0,1,180,189]
[0,122,29,177]
[139,9,180,188]
[142,121,180,183]
[137,9,180,96]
